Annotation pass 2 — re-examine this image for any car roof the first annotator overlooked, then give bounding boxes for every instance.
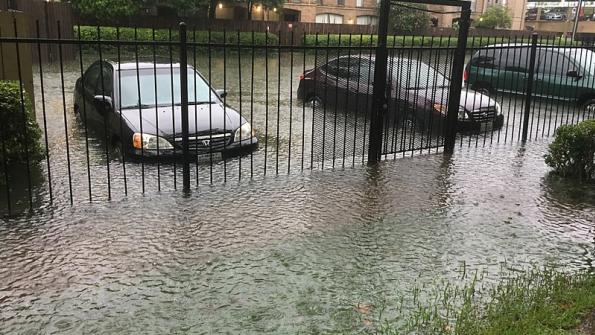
[99,60,185,71]
[111,62,182,70]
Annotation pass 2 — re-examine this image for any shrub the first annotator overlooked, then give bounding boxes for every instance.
[0,81,44,165]
[302,35,578,48]
[545,119,595,181]
[75,26,279,53]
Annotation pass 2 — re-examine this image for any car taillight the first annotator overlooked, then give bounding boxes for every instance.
[299,73,305,80]
[463,68,469,82]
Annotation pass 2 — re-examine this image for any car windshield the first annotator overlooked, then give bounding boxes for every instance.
[393,59,450,90]
[563,48,595,76]
[118,68,219,109]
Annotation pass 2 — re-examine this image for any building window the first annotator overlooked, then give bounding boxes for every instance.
[356,0,363,7]
[337,0,345,5]
[317,0,323,5]
[356,15,378,25]
[316,13,344,24]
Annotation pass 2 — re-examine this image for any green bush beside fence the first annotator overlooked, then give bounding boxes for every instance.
[303,34,578,48]
[75,26,279,51]
[545,119,595,181]
[0,81,44,166]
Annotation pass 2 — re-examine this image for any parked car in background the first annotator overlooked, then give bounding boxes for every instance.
[74,61,257,160]
[544,11,566,21]
[465,44,595,110]
[298,56,504,133]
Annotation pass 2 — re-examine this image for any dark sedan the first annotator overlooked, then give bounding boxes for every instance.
[297,55,504,133]
[74,61,257,160]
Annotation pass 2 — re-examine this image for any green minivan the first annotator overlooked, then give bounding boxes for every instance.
[465,44,595,110]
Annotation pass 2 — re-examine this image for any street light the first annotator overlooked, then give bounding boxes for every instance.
[572,0,584,41]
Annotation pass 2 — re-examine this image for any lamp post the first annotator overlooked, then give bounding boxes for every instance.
[572,0,584,41]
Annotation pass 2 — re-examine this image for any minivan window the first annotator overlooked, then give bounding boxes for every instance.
[500,47,531,73]
[471,49,500,69]
[537,50,574,76]
[563,48,595,76]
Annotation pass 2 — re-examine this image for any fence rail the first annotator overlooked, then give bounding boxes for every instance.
[1,20,594,216]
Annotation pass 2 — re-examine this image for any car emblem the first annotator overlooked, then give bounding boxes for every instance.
[202,139,211,146]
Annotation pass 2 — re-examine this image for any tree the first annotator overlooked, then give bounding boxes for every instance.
[388,2,431,33]
[71,0,143,22]
[475,5,512,29]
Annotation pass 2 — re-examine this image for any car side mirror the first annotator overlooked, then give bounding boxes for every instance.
[567,70,582,79]
[93,95,113,113]
[215,89,227,99]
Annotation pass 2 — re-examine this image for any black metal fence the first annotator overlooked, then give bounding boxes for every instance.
[1,19,594,215]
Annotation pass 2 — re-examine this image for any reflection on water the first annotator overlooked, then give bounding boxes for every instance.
[0,138,594,333]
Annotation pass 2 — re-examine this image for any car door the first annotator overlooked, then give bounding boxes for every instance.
[535,50,579,101]
[498,46,532,94]
[81,62,103,129]
[318,58,350,112]
[348,56,375,115]
[95,65,116,133]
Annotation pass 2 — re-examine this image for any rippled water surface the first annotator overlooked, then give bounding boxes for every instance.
[1,52,595,334]
[1,139,594,334]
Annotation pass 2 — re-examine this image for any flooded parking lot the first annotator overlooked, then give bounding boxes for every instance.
[1,139,594,333]
[0,51,594,333]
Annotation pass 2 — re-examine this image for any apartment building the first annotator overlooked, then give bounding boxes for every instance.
[430,0,528,29]
[274,0,379,24]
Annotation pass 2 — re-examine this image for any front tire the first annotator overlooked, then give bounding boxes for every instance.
[304,95,323,109]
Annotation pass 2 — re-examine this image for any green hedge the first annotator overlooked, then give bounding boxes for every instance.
[303,34,578,48]
[75,26,279,49]
[0,81,44,166]
[545,119,595,181]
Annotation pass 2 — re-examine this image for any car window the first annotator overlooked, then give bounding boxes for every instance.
[396,59,449,89]
[83,63,101,92]
[96,66,113,96]
[118,68,219,109]
[563,48,595,76]
[324,58,352,79]
[538,50,575,75]
[500,46,531,73]
[471,48,500,69]
[350,58,374,83]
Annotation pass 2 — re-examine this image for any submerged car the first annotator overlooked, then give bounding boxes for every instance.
[465,44,595,110]
[297,55,504,133]
[74,61,257,160]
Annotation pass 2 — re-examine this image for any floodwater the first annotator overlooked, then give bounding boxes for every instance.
[0,51,594,334]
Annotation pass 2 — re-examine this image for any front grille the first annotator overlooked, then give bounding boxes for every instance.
[469,108,497,123]
[174,133,233,152]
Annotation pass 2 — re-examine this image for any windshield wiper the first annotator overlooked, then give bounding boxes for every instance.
[122,103,152,109]
[174,101,216,106]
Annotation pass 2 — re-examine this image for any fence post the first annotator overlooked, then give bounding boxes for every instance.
[444,2,471,154]
[522,33,538,142]
[367,0,390,164]
[179,22,190,192]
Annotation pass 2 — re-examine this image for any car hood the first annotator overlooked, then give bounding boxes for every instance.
[404,87,498,111]
[119,103,246,137]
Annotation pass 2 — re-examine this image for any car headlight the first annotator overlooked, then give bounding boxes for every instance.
[433,103,447,115]
[495,102,501,115]
[132,133,173,150]
[458,106,467,120]
[234,122,254,142]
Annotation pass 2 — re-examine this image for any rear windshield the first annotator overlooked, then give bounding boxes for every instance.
[118,68,218,109]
